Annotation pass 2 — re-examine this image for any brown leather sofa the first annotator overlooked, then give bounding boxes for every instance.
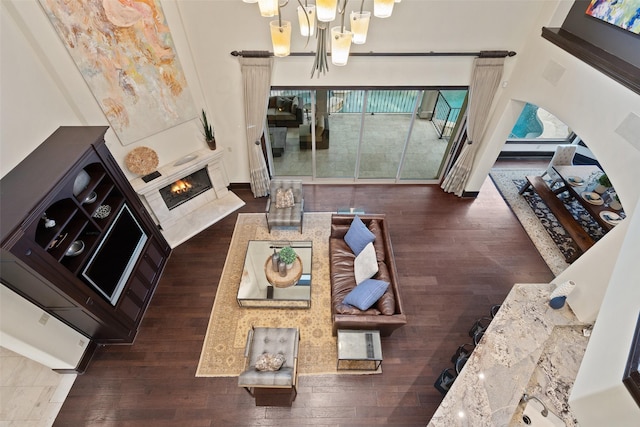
[329,214,406,337]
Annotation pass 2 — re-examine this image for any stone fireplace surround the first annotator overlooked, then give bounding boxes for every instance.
[130,148,244,248]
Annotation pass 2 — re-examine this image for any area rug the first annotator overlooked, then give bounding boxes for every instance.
[490,168,611,275]
[489,168,570,276]
[196,212,378,377]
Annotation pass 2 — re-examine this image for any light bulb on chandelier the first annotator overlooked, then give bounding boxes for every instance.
[258,0,279,17]
[245,0,399,77]
[298,4,316,36]
[373,0,394,18]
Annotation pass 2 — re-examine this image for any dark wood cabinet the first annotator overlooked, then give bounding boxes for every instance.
[0,126,171,344]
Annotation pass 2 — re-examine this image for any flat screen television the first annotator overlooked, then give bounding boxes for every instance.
[82,204,147,306]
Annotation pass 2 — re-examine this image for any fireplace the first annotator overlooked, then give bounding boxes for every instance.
[159,168,212,210]
[130,149,245,248]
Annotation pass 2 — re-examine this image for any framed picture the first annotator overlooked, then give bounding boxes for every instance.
[623,311,640,408]
[586,0,640,35]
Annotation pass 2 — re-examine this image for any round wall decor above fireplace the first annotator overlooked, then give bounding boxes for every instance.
[125,146,159,175]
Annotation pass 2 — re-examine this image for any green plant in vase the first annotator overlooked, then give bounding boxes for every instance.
[200,109,216,150]
[598,173,611,188]
[594,173,611,194]
[279,246,297,267]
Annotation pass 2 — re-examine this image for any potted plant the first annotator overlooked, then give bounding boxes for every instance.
[595,173,611,194]
[610,193,622,211]
[598,173,611,187]
[278,246,297,268]
[200,109,216,150]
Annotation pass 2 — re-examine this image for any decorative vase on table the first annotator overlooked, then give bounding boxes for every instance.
[271,249,280,272]
[206,138,216,151]
[549,280,576,309]
[278,261,287,277]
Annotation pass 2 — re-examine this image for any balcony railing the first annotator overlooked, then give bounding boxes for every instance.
[431,91,461,140]
[270,89,463,141]
[270,90,420,114]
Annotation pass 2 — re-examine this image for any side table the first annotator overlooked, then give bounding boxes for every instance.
[337,329,382,371]
[264,256,303,288]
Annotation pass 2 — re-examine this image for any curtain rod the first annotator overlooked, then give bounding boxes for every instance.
[230,50,516,58]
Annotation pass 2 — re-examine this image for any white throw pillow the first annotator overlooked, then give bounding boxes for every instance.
[354,242,378,285]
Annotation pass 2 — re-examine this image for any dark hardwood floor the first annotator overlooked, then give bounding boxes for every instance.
[54,161,554,426]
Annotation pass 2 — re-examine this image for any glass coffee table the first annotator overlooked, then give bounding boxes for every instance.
[237,240,312,308]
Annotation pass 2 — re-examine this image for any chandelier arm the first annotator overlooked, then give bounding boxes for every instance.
[310,24,329,78]
[316,26,322,77]
[311,24,321,78]
[323,25,329,75]
[278,3,282,27]
[338,0,349,33]
[278,0,289,27]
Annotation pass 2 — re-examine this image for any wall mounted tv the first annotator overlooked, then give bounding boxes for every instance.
[81,204,148,306]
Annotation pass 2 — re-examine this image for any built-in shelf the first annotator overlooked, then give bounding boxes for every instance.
[541,27,640,96]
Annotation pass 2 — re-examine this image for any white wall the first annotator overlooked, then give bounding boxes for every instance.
[461,2,640,423]
[0,285,88,370]
[3,0,639,421]
[570,195,640,426]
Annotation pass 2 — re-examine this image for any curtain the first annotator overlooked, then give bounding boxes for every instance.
[239,56,273,198]
[441,57,505,196]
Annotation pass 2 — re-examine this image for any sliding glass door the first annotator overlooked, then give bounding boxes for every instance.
[267,88,467,182]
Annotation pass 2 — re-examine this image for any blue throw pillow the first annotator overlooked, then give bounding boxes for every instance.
[343,279,390,311]
[344,215,375,256]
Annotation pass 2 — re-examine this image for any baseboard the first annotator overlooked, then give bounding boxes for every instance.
[229,182,252,191]
[53,340,99,374]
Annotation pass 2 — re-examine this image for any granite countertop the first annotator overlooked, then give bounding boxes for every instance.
[427,283,591,427]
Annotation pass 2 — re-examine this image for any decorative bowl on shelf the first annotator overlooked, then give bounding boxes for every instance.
[65,240,85,257]
[83,191,97,204]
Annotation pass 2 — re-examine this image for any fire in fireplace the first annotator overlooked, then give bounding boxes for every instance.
[159,168,212,210]
[171,179,192,194]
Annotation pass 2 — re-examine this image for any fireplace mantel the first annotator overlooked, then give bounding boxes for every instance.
[130,149,244,248]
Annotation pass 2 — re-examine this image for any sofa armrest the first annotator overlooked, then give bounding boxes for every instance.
[295,108,303,124]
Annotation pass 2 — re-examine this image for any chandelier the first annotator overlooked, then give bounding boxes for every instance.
[243,0,401,77]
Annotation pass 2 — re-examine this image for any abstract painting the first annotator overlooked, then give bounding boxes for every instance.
[586,0,640,35]
[39,0,196,145]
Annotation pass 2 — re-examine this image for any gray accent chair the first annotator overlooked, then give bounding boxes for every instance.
[265,179,304,233]
[237,327,300,406]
